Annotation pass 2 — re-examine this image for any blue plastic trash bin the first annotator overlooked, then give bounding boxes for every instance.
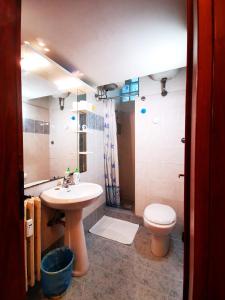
[41,247,75,298]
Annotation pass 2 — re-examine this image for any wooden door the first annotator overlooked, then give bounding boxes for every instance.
[0,1,26,299]
[184,0,225,299]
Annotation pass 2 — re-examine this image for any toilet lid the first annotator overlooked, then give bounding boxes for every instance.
[144,203,176,225]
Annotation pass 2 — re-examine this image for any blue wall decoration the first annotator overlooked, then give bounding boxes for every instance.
[140,107,147,114]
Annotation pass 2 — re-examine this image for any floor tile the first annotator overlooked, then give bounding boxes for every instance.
[28,209,183,300]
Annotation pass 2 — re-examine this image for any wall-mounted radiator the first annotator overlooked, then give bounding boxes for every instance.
[24,197,41,291]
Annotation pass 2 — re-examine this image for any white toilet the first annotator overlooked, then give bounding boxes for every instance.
[144,203,176,257]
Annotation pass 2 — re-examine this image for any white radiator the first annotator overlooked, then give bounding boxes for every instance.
[24,197,41,291]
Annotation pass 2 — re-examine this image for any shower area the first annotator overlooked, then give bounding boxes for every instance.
[96,82,136,211]
[116,102,135,210]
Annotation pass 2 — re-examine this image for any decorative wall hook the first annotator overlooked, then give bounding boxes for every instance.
[161,77,168,97]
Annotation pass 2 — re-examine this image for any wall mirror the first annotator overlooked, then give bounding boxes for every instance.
[22,45,91,187]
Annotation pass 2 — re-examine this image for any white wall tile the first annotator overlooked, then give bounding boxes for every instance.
[135,68,186,234]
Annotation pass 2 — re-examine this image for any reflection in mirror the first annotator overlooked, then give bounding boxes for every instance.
[77,89,87,173]
[23,94,78,187]
[22,45,92,187]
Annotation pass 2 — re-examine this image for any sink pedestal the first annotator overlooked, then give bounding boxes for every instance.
[64,209,89,276]
[41,183,103,276]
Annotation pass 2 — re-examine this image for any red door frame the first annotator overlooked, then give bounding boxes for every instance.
[183,0,193,297]
[184,0,225,299]
[0,1,26,299]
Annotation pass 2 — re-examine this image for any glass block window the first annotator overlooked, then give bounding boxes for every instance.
[121,78,139,102]
[122,84,130,94]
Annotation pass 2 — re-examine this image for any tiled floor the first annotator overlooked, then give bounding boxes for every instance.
[28,208,183,300]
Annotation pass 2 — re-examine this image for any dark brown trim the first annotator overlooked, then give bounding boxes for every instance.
[186,0,225,299]
[183,0,193,298]
[0,1,26,299]
[187,0,214,298]
[207,0,225,297]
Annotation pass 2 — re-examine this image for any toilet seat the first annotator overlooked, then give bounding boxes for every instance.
[144,203,176,225]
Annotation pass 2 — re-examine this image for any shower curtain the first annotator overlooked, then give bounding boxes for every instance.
[104,99,120,207]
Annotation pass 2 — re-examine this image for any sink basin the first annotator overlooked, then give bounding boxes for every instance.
[41,182,103,277]
[41,182,103,210]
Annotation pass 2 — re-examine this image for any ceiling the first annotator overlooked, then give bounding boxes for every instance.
[22,0,187,87]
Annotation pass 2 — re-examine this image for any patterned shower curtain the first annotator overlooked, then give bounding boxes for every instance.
[104,99,120,207]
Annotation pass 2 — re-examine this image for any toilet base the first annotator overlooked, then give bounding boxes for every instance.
[151,234,170,257]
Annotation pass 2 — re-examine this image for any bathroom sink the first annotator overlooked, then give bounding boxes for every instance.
[41,182,103,210]
[41,182,103,277]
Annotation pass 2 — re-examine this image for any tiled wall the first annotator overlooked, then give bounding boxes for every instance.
[80,92,106,219]
[79,111,104,131]
[87,112,104,131]
[49,94,78,178]
[23,95,79,182]
[23,118,50,134]
[48,95,104,177]
[135,68,186,234]
[23,99,50,183]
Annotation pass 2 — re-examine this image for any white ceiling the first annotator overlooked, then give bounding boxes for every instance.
[22,0,187,86]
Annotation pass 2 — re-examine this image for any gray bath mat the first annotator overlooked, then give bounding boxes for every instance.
[89,215,139,245]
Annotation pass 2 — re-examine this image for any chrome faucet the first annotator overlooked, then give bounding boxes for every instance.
[62,177,69,188]
[62,173,74,188]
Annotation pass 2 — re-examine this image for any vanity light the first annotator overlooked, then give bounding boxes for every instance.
[21,52,50,71]
[38,41,45,47]
[44,48,50,52]
[73,70,84,77]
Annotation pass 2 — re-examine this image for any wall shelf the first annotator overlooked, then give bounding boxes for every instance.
[72,109,91,113]
[72,101,93,113]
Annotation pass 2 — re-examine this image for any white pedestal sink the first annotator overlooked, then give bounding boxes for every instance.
[41,182,103,276]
